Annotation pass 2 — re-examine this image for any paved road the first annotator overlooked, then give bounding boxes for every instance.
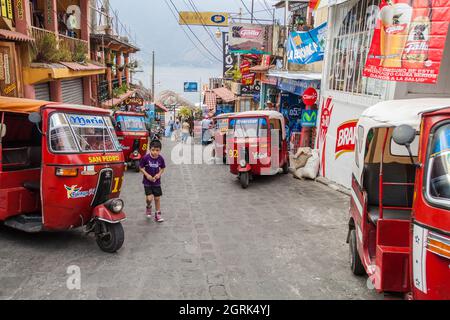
[0,139,380,299]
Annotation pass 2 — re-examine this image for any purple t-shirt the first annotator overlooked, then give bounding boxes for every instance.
[140,154,166,187]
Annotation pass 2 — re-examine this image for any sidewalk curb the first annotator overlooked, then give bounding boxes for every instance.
[289,168,351,197]
[315,176,351,197]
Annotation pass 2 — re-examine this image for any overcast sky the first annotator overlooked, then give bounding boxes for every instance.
[108,0,282,101]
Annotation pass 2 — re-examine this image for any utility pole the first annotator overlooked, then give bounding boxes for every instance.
[151,50,155,103]
[284,0,289,71]
[251,0,254,24]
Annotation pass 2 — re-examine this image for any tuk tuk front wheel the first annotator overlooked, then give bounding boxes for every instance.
[134,160,140,173]
[349,229,365,276]
[282,160,289,174]
[95,222,124,253]
[240,172,250,189]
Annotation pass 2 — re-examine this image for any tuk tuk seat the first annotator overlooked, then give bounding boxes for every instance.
[363,163,416,224]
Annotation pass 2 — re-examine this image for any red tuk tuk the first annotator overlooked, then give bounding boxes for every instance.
[213,113,235,164]
[0,97,126,253]
[348,99,450,299]
[112,111,149,172]
[227,111,289,189]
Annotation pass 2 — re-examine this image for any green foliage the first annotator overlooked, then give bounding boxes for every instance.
[32,33,61,63]
[58,41,72,62]
[72,41,87,63]
[178,106,193,119]
[113,83,128,98]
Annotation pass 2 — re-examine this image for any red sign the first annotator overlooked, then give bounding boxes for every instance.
[302,87,318,106]
[335,120,358,160]
[363,0,450,84]
[241,73,256,85]
[240,60,251,75]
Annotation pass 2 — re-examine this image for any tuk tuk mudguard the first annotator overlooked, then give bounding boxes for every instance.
[93,204,126,223]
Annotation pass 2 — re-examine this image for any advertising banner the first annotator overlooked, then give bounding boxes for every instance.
[301,110,318,128]
[363,0,450,84]
[222,32,238,80]
[184,82,198,92]
[335,120,358,159]
[229,23,273,54]
[287,22,327,65]
[179,11,228,27]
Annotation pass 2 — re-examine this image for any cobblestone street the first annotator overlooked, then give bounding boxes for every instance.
[0,139,380,300]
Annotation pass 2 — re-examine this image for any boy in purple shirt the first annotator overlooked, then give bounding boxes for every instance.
[139,140,166,222]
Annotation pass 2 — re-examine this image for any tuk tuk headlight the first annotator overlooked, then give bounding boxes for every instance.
[240,160,247,168]
[107,199,124,214]
[133,150,139,156]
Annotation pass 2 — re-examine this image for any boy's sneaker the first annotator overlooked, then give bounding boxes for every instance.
[155,212,164,223]
[146,206,152,218]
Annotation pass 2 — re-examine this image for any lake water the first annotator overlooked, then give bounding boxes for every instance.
[134,64,223,105]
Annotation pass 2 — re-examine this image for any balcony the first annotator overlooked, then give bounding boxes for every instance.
[30,27,89,62]
[98,80,110,103]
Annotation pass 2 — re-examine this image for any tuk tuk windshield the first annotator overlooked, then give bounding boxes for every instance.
[116,115,147,132]
[50,113,121,153]
[231,118,268,138]
[427,123,450,206]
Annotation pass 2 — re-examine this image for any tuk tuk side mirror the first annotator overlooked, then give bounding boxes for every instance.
[110,117,117,128]
[0,123,6,139]
[393,125,417,165]
[28,112,42,124]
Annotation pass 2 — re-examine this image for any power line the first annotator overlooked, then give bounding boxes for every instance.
[184,0,223,52]
[239,0,265,25]
[166,0,222,63]
[164,0,221,63]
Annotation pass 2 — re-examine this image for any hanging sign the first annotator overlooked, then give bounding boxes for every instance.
[302,87,318,106]
[363,0,450,84]
[287,22,327,65]
[335,120,358,159]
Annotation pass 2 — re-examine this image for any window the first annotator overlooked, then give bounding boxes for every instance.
[49,113,78,153]
[328,0,388,97]
[426,123,450,208]
[232,118,267,138]
[116,115,147,132]
[50,113,120,153]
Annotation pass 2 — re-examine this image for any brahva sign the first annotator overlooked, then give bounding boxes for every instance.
[335,120,358,159]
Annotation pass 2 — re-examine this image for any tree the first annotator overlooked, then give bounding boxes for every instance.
[178,106,193,119]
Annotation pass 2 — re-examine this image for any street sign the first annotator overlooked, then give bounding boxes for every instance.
[125,97,144,106]
[301,110,318,128]
[302,87,318,106]
[179,11,229,27]
[184,82,198,93]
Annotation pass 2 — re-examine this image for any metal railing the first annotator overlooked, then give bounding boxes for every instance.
[98,80,110,103]
[112,78,120,90]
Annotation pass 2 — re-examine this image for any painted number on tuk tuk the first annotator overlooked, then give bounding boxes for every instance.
[229,149,238,158]
[112,177,124,193]
[142,143,148,152]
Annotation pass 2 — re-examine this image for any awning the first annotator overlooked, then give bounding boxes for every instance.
[101,90,137,108]
[155,102,169,113]
[268,70,322,81]
[212,87,236,103]
[204,91,217,111]
[59,62,106,72]
[0,97,49,114]
[0,30,34,42]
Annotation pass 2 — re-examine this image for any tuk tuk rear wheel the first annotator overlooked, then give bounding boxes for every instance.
[240,172,250,189]
[349,229,365,276]
[134,160,140,172]
[96,222,124,253]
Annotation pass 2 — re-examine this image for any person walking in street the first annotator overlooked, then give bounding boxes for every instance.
[181,119,190,144]
[140,140,166,222]
[174,119,181,142]
[201,116,212,145]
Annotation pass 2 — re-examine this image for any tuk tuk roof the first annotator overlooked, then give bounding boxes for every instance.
[360,98,450,130]
[0,97,52,114]
[0,97,110,115]
[214,113,236,120]
[233,110,285,122]
[113,111,146,117]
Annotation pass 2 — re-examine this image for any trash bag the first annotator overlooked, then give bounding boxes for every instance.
[294,149,320,180]
[290,147,312,170]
